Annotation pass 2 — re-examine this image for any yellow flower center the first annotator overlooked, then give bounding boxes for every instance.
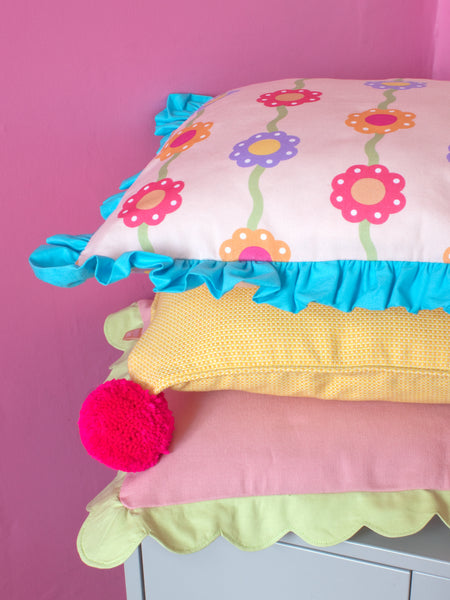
[136,189,165,210]
[351,178,386,205]
[248,139,281,156]
[382,81,408,87]
[275,92,303,102]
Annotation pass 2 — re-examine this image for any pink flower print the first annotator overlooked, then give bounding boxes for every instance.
[118,179,184,227]
[257,88,322,107]
[331,165,406,224]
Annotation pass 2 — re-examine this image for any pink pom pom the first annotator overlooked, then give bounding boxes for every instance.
[78,379,174,472]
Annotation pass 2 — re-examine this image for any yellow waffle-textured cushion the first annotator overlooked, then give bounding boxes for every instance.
[128,286,450,402]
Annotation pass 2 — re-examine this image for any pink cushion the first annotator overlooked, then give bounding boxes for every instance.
[120,389,450,508]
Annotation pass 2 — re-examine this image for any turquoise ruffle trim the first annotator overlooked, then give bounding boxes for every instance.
[29,236,450,313]
[154,93,213,151]
[100,173,141,219]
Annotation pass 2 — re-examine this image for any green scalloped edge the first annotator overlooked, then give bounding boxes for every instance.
[77,473,450,569]
[103,301,147,381]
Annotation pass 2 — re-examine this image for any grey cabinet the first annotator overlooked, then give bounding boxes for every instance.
[411,573,450,600]
[125,517,450,599]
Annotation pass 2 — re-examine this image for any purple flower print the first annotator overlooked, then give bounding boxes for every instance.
[365,80,427,91]
[229,131,299,168]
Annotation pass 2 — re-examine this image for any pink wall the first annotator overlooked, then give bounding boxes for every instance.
[2,1,446,598]
[433,0,450,79]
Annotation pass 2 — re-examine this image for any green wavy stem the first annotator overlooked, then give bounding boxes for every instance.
[364,133,384,165]
[186,107,205,127]
[359,220,377,261]
[137,223,155,253]
[294,79,305,90]
[157,154,178,181]
[247,165,266,230]
[267,106,288,132]
[378,89,397,110]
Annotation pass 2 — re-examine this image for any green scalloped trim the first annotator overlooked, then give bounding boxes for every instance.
[77,474,450,569]
[103,302,145,381]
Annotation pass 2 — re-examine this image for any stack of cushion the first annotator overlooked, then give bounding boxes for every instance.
[30,77,450,565]
[77,293,450,567]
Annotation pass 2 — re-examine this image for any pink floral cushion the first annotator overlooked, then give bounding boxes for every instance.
[32,78,450,313]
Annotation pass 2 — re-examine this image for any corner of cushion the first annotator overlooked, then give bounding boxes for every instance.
[77,475,148,568]
[100,192,124,220]
[103,302,144,351]
[100,172,143,218]
[28,234,92,288]
[154,93,214,151]
[29,231,177,289]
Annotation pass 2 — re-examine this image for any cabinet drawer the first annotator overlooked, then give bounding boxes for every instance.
[141,536,410,600]
[411,572,450,600]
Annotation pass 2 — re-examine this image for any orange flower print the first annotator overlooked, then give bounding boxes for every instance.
[158,122,213,160]
[443,247,450,263]
[346,108,416,135]
[219,228,291,261]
